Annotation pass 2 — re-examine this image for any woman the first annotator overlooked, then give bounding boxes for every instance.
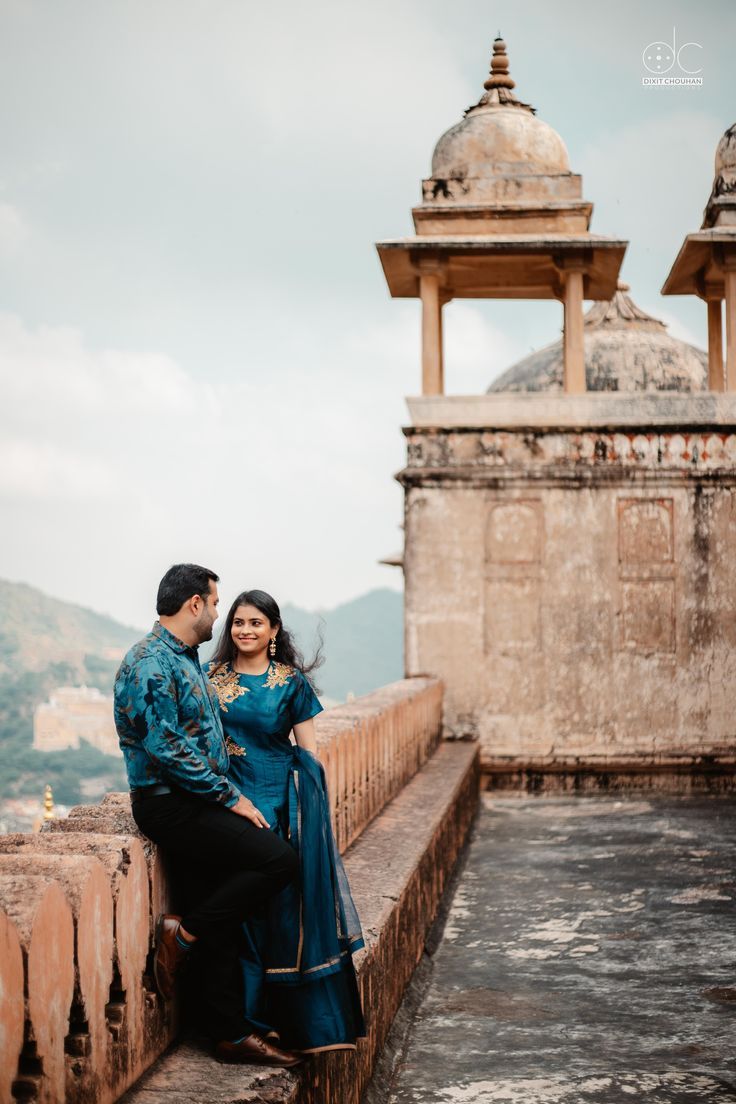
[206,590,366,1054]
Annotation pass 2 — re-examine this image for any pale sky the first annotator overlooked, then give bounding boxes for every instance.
[1,0,733,628]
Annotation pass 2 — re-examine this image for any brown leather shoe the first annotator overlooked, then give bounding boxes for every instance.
[153,914,190,1000]
[215,1033,303,1067]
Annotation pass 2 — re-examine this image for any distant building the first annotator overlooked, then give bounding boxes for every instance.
[33,686,121,757]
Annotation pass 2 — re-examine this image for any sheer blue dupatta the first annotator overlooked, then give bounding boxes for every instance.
[265,745,364,986]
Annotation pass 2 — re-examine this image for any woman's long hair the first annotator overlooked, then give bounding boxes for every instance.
[210,589,323,690]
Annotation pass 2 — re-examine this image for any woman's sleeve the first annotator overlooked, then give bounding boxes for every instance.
[290,671,323,725]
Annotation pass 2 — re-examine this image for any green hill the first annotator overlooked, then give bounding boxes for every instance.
[0,580,142,805]
[0,580,404,806]
[280,589,404,701]
[0,578,141,676]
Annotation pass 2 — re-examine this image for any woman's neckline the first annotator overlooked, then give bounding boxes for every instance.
[232,659,271,678]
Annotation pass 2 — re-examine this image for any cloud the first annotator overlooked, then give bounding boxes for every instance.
[578,110,719,252]
[0,313,202,434]
[444,303,527,393]
[0,297,523,621]
[344,300,527,400]
[576,110,721,347]
[0,201,27,254]
[0,310,415,623]
[0,439,113,501]
[1,0,731,626]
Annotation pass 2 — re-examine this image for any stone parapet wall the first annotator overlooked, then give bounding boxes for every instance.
[317,678,443,850]
[0,809,172,1104]
[120,741,480,1104]
[0,677,443,1104]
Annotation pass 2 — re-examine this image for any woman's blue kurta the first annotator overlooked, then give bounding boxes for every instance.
[206,659,365,1052]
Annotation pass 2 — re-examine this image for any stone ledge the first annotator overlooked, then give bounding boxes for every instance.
[483,756,736,795]
[120,740,480,1104]
[406,392,736,429]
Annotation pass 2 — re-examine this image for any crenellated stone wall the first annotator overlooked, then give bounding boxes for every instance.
[0,677,445,1104]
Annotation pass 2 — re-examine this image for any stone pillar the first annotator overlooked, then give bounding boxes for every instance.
[562,268,586,393]
[420,272,443,396]
[725,263,736,392]
[707,298,725,391]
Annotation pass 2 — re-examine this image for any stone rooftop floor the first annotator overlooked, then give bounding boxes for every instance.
[382,793,736,1104]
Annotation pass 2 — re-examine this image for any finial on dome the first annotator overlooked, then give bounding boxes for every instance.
[584,284,666,331]
[469,34,534,115]
[484,35,516,92]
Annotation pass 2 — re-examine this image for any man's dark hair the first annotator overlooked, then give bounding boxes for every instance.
[156,564,219,616]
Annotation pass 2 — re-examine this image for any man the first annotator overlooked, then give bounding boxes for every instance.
[114,563,301,1067]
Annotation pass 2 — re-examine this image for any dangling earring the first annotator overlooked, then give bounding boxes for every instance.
[269,637,277,657]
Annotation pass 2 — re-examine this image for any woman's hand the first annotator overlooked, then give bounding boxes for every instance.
[230,794,270,828]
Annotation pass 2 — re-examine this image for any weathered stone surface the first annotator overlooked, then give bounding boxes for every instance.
[489,286,708,394]
[401,400,736,779]
[383,794,736,1103]
[418,37,588,239]
[314,678,443,850]
[0,852,113,1104]
[49,798,139,836]
[120,741,479,1104]
[0,830,167,1102]
[0,875,74,1104]
[0,906,24,1104]
[43,809,172,940]
[402,427,736,480]
[405,391,736,429]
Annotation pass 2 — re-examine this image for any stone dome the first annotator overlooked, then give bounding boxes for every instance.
[715,123,736,177]
[431,36,570,181]
[704,122,736,227]
[487,285,708,394]
[432,109,570,180]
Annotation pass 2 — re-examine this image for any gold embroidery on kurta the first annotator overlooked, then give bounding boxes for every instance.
[208,664,250,712]
[263,662,295,689]
[225,736,247,757]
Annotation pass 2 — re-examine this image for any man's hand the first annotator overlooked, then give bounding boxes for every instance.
[230,794,270,829]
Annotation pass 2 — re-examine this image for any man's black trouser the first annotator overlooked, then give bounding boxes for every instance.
[131,788,299,1041]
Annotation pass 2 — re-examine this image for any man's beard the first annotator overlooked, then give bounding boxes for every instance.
[193,612,214,645]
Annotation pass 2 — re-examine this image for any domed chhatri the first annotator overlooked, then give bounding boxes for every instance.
[704,123,736,229]
[489,284,707,394]
[376,34,627,397]
[416,35,591,236]
[431,36,570,183]
[663,120,736,391]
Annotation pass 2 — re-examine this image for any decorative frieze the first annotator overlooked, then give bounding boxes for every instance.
[402,427,736,484]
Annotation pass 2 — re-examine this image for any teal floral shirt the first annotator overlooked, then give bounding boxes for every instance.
[114,622,239,806]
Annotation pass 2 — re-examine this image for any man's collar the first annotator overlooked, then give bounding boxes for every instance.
[152,621,197,655]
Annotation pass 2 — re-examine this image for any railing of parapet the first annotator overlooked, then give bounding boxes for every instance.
[0,676,443,1104]
[316,677,443,851]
